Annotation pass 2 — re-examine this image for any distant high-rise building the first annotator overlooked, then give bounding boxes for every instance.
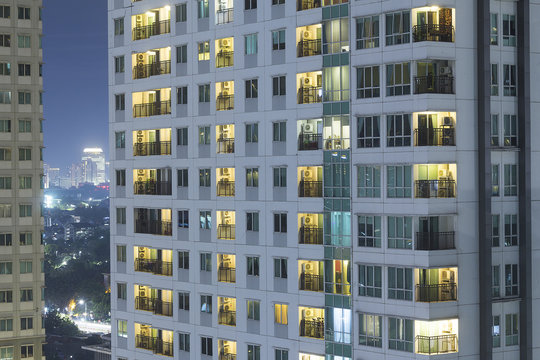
[70,162,85,187]
[82,148,106,185]
[0,0,45,357]
[109,1,538,360]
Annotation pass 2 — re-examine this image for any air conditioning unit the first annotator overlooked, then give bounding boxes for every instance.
[224,304,230,311]
[304,263,313,271]
[443,116,453,126]
[303,96,310,103]
[222,90,230,96]
[221,39,230,47]
[221,168,230,175]
[222,124,231,132]
[304,215,312,224]
[304,170,311,178]
[302,77,313,86]
[303,123,314,133]
[223,81,230,89]
[222,254,231,261]
[439,67,452,75]
[302,30,312,40]
[303,309,312,318]
[224,211,230,216]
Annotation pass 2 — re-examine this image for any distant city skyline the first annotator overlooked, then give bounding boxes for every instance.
[42,0,108,169]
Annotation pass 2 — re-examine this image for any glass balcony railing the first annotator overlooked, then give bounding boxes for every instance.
[134,258,173,276]
[416,334,458,354]
[298,133,322,150]
[298,39,321,57]
[133,181,172,195]
[415,180,456,199]
[414,75,454,94]
[216,8,233,24]
[300,319,324,339]
[217,224,235,240]
[415,231,455,250]
[217,180,235,196]
[133,60,171,80]
[299,273,323,292]
[135,219,172,236]
[414,128,455,146]
[299,225,323,245]
[216,51,234,68]
[220,352,237,360]
[413,24,454,43]
[135,296,173,316]
[298,86,322,104]
[133,100,171,118]
[416,283,457,302]
[218,266,236,283]
[298,180,323,197]
[217,138,235,153]
[216,94,234,111]
[218,310,236,326]
[132,20,171,41]
[135,335,173,356]
[133,141,171,156]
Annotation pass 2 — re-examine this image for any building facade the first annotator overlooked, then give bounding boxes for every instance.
[108,0,539,359]
[0,1,45,359]
[82,148,107,185]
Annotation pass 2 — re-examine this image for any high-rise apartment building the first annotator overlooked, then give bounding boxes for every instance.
[0,1,45,359]
[108,0,538,359]
[82,147,107,185]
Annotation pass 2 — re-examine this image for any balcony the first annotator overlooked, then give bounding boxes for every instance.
[216,50,234,68]
[135,220,172,236]
[217,138,234,154]
[414,128,455,146]
[416,334,458,354]
[133,181,172,195]
[297,0,321,11]
[133,60,171,80]
[218,266,236,283]
[217,224,235,240]
[218,309,236,326]
[132,20,171,41]
[216,8,233,24]
[299,180,322,197]
[134,258,173,276]
[220,353,237,360]
[133,141,171,156]
[413,24,454,43]
[135,335,173,356]
[299,273,323,292]
[414,75,454,94]
[298,133,322,150]
[135,296,173,316]
[416,283,457,302]
[298,86,322,104]
[298,39,321,57]
[299,225,323,245]
[415,231,455,250]
[133,100,171,118]
[217,179,235,196]
[300,318,324,339]
[415,180,456,199]
[217,94,234,111]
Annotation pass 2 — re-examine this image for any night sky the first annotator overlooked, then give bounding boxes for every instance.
[43,0,108,170]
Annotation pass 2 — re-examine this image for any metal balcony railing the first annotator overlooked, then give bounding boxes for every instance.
[218,266,236,283]
[216,8,233,24]
[219,352,237,360]
[133,141,171,156]
[298,39,321,57]
[298,133,322,150]
[217,138,235,153]
[134,258,173,276]
[132,60,171,79]
[133,100,171,118]
[297,0,321,11]
[299,180,323,197]
[415,179,456,199]
[216,94,234,111]
[299,273,323,292]
[135,335,174,356]
[416,282,457,302]
[218,309,236,326]
[414,128,455,146]
[216,51,234,68]
[413,24,455,43]
[133,181,172,195]
[135,296,173,316]
[132,20,171,41]
[217,224,235,240]
[414,75,454,94]
[298,86,322,104]
[415,231,455,250]
[416,334,458,354]
[299,226,323,245]
[217,180,235,196]
[135,219,172,236]
[300,319,324,339]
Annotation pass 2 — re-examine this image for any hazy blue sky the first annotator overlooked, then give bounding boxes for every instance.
[43,0,108,170]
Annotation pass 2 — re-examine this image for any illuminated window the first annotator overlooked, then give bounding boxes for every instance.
[274,304,288,324]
